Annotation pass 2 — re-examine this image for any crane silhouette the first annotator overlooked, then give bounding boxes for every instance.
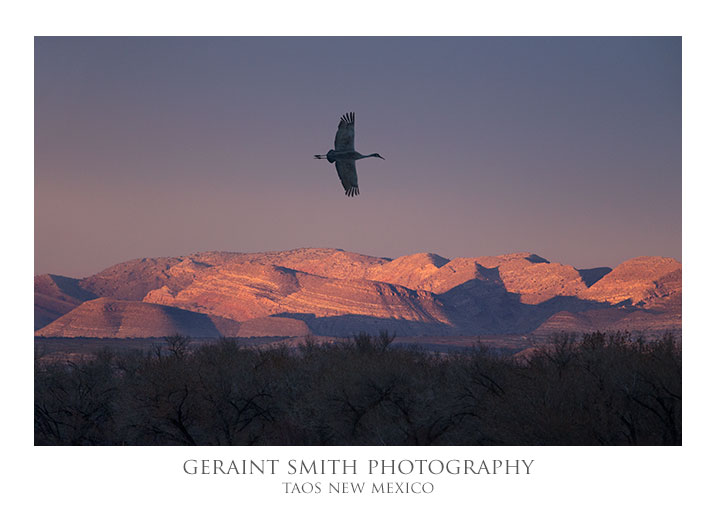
[314,112,384,197]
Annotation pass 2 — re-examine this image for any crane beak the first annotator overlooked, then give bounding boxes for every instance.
[378,154,385,160]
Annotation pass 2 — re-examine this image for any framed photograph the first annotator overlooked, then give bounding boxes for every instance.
[13,2,705,502]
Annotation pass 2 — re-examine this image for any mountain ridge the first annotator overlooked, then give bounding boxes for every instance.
[34,248,681,338]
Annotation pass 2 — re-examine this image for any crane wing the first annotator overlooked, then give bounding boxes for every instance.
[335,159,359,197]
[334,112,355,151]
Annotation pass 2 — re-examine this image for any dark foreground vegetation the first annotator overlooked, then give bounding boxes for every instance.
[35,332,681,445]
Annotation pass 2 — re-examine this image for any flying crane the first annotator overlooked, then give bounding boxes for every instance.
[314,112,385,197]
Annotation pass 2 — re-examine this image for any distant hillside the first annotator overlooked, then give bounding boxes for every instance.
[34,248,681,338]
[34,274,97,330]
[35,297,311,339]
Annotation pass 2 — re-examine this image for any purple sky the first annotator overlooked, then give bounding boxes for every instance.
[35,37,681,277]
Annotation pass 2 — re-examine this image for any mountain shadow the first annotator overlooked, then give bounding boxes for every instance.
[578,267,612,287]
[46,274,98,301]
[525,254,550,264]
[439,272,621,334]
[270,312,455,337]
[35,274,99,329]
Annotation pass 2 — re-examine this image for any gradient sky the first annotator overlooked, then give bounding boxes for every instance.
[35,36,681,277]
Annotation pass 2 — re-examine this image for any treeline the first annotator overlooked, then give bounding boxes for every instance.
[34,332,681,445]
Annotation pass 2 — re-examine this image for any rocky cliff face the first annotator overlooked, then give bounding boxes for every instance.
[367,253,450,288]
[582,256,682,307]
[34,248,681,338]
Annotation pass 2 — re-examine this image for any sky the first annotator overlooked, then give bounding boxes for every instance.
[35,36,681,277]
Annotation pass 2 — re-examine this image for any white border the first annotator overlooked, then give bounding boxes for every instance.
[4,1,715,503]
